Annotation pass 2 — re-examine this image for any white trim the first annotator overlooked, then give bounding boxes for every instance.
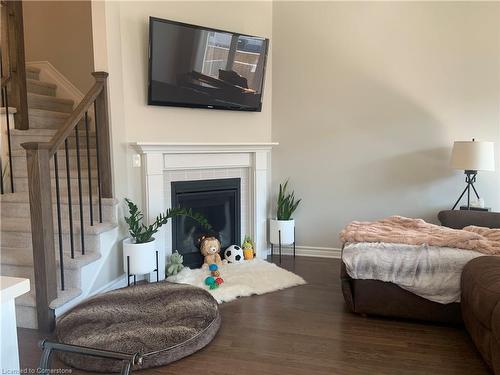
[26,61,84,105]
[133,143,277,274]
[54,274,128,317]
[132,142,278,154]
[271,245,342,259]
[93,274,128,294]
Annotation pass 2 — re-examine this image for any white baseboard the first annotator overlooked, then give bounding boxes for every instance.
[270,245,341,259]
[94,274,128,294]
[54,274,128,317]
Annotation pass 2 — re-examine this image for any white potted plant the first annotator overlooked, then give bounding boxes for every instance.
[123,198,210,277]
[270,180,301,245]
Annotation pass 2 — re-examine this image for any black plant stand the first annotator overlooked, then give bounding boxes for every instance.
[270,227,296,264]
[127,251,159,287]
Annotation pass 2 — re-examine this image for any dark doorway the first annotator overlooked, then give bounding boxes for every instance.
[171,178,241,268]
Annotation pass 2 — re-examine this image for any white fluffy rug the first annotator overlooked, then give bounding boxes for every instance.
[166,258,306,303]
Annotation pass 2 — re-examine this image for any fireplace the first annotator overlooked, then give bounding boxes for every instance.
[133,142,275,280]
[171,178,241,268]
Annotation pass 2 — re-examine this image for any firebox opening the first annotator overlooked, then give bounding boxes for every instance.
[171,178,241,268]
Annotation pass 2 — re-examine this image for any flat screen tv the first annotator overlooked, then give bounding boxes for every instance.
[148,17,269,112]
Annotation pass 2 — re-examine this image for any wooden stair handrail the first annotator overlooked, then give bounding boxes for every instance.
[47,72,106,157]
[1,0,29,130]
[20,71,112,332]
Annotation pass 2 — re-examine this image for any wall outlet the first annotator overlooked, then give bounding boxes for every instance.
[132,154,141,168]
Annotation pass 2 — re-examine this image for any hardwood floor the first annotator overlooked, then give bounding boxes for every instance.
[18,256,490,375]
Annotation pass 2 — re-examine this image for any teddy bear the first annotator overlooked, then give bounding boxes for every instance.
[199,235,226,268]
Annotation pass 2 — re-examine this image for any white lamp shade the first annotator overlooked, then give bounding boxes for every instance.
[450,140,495,171]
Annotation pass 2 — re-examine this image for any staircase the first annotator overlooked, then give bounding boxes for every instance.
[0,65,118,329]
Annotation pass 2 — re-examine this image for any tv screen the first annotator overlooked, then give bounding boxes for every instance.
[148,17,269,112]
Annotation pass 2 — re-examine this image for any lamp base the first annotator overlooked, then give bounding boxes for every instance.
[451,170,480,210]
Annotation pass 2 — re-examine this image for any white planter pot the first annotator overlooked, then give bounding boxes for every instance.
[123,237,157,275]
[269,219,295,245]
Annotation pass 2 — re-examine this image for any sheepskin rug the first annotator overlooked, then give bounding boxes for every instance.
[167,258,306,303]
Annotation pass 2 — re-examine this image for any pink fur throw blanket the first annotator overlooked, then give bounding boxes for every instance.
[340,216,500,255]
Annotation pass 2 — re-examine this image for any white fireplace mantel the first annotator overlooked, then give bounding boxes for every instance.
[131,142,278,280]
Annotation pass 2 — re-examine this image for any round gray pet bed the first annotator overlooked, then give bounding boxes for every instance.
[56,282,221,372]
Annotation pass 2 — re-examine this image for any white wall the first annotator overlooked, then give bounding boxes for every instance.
[23,1,94,92]
[91,1,273,288]
[272,1,500,250]
[93,1,500,263]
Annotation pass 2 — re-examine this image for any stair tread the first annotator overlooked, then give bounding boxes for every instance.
[27,79,57,89]
[29,108,70,119]
[25,66,41,74]
[28,92,74,105]
[11,128,95,137]
[0,192,117,205]
[16,287,82,309]
[14,166,99,178]
[11,148,97,157]
[0,247,101,268]
[1,218,117,234]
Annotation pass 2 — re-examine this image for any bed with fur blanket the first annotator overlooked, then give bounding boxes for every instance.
[339,214,500,323]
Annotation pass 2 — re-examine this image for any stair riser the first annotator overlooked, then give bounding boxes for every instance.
[12,155,98,175]
[1,264,81,290]
[16,305,37,329]
[29,114,68,129]
[11,134,96,152]
[29,116,92,131]
[28,96,73,113]
[14,177,99,195]
[1,202,115,223]
[26,71,40,81]
[27,81,56,96]
[1,231,101,252]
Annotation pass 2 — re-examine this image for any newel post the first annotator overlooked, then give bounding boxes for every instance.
[22,142,57,332]
[92,71,113,198]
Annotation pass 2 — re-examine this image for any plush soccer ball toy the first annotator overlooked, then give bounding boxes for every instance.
[225,245,244,263]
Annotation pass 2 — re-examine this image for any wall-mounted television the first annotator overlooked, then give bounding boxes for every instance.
[148,17,269,112]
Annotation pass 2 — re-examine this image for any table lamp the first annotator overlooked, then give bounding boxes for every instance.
[450,139,495,210]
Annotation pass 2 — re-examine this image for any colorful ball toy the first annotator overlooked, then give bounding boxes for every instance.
[205,264,224,289]
[204,276,215,286]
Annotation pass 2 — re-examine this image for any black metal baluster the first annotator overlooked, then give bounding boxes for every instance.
[75,126,85,255]
[93,102,103,223]
[0,156,4,194]
[64,139,75,259]
[54,152,65,290]
[84,112,94,226]
[3,86,14,193]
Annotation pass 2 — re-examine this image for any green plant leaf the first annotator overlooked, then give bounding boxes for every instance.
[276,179,301,220]
[124,198,212,244]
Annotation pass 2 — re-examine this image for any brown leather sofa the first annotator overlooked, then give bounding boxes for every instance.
[341,210,500,372]
[461,256,500,374]
[341,210,500,325]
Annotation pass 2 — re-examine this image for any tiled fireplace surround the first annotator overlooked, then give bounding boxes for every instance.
[133,143,277,280]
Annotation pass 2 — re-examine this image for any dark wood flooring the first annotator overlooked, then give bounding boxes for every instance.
[18,256,490,374]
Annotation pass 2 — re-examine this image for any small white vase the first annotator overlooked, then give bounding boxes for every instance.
[269,219,295,245]
[123,237,157,275]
